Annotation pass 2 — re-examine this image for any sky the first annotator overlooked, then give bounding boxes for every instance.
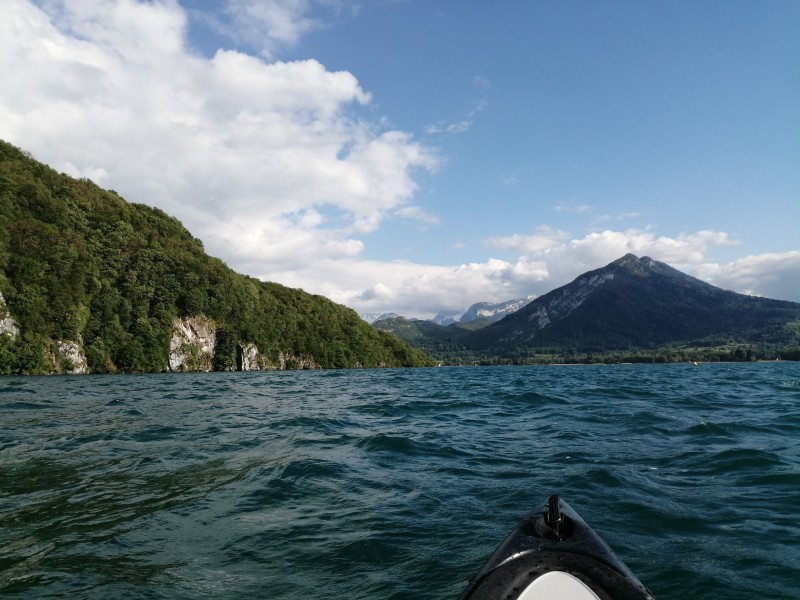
[2,0,798,319]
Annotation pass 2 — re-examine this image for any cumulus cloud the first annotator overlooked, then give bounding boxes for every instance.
[2,1,795,321]
[224,0,320,57]
[188,0,356,59]
[486,226,570,255]
[266,256,550,319]
[488,228,736,269]
[565,229,737,268]
[305,227,750,318]
[1,0,436,271]
[694,251,800,303]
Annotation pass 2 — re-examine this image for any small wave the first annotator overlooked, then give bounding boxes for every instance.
[273,456,349,481]
[0,539,56,590]
[0,380,36,394]
[501,390,569,405]
[686,421,732,437]
[667,446,788,480]
[711,447,787,471]
[130,425,182,442]
[0,400,52,410]
[735,469,800,488]
[356,432,419,455]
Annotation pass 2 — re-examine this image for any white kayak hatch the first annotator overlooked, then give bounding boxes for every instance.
[517,571,602,600]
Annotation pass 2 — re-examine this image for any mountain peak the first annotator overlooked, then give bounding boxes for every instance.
[373,253,800,361]
[611,253,657,271]
[615,252,641,264]
[459,296,536,324]
[469,254,800,353]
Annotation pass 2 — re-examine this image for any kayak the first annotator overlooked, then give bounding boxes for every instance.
[458,495,655,600]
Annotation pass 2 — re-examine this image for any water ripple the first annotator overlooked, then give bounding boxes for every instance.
[1,363,799,598]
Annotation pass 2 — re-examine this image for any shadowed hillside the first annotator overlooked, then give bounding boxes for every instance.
[470,254,800,354]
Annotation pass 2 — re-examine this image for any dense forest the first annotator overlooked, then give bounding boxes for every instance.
[0,140,434,374]
[375,314,800,365]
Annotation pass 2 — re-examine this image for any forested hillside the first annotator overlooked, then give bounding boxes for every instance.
[0,140,433,374]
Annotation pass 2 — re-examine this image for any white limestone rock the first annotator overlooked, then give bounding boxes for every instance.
[169,316,217,372]
[238,342,261,371]
[0,292,19,338]
[57,338,88,374]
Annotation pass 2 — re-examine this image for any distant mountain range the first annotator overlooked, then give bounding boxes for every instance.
[360,312,403,324]
[362,297,535,327]
[373,254,800,363]
[431,296,536,326]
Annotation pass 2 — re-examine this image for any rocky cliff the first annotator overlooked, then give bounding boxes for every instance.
[0,292,19,338]
[1,292,87,374]
[54,337,88,374]
[169,316,217,372]
[168,316,320,372]
[1,303,324,374]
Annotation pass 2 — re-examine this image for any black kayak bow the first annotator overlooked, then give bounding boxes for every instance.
[459,495,655,600]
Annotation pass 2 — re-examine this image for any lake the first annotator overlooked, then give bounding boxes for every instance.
[2,363,799,598]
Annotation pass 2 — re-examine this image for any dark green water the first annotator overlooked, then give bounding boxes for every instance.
[1,363,799,599]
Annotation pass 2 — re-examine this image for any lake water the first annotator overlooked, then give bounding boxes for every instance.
[1,363,799,599]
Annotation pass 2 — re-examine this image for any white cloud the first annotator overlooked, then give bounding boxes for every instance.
[193,0,356,59]
[565,229,737,267]
[1,0,436,272]
[489,228,736,268]
[264,256,550,319]
[472,75,491,90]
[590,211,643,224]
[224,0,318,57]
[486,226,570,255]
[3,1,796,322]
[555,203,593,214]
[269,229,794,318]
[424,120,471,135]
[394,205,440,228]
[424,98,487,135]
[694,251,800,303]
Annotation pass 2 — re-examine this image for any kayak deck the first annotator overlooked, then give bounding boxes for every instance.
[459,495,655,600]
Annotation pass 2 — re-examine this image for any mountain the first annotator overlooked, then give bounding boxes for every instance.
[466,254,800,355]
[374,254,800,363]
[459,296,536,323]
[431,296,536,326]
[430,311,461,326]
[371,316,472,361]
[0,140,434,374]
[360,312,402,324]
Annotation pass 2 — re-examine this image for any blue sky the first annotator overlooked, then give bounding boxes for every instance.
[2,0,798,318]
